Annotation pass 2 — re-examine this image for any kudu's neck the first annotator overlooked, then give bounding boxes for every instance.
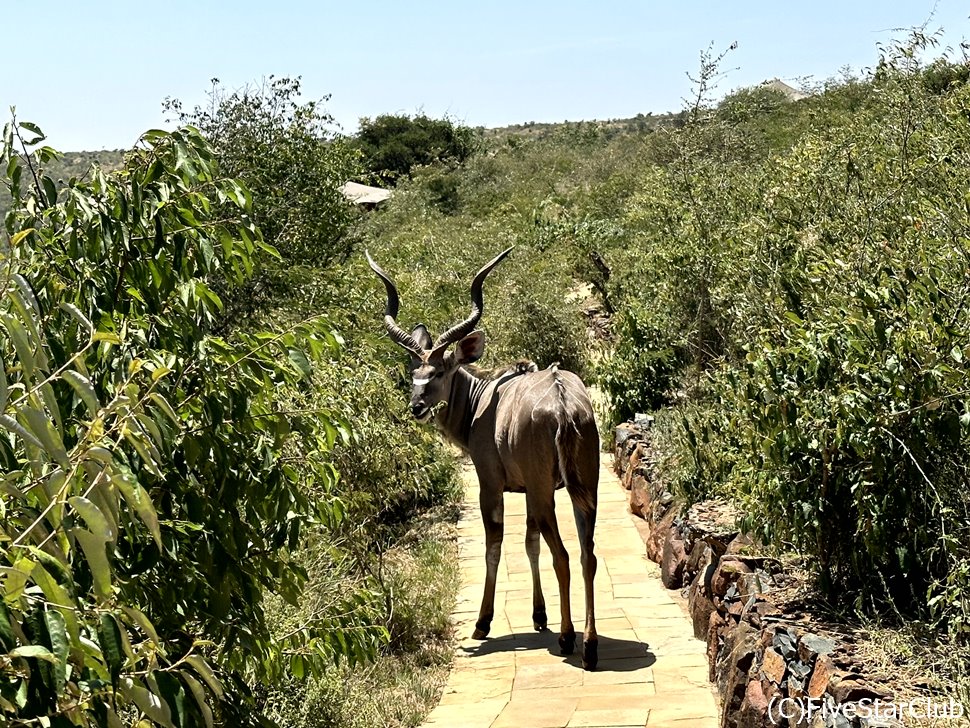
[436,367,489,451]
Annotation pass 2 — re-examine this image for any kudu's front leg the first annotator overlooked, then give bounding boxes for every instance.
[473,487,504,639]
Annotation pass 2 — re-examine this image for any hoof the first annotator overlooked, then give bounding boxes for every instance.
[558,629,576,655]
[582,638,598,671]
[532,608,547,632]
[472,619,490,640]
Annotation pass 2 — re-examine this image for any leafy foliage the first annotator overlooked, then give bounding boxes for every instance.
[590,32,970,633]
[164,78,363,327]
[354,114,476,185]
[596,303,678,423]
[0,120,385,725]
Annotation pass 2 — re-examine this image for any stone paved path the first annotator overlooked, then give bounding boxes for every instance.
[423,460,719,728]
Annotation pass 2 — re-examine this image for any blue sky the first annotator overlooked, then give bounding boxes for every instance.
[2,1,968,150]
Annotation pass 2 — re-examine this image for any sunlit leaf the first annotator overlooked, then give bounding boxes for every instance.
[99,612,124,685]
[149,392,180,425]
[44,610,69,692]
[110,470,162,547]
[63,369,101,416]
[21,406,70,468]
[8,228,34,247]
[58,302,94,335]
[31,563,80,645]
[180,671,214,728]
[120,677,175,728]
[0,414,43,450]
[120,606,162,648]
[184,654,223,699]
[73,528,113,600]
[8,645,56,662]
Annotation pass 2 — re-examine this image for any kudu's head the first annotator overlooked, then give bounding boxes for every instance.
[366,247,513,422]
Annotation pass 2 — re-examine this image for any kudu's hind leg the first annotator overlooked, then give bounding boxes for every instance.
[574,502,598,670]
[473,489,504,640]
[525,513,547,630]
[533,495,575,654]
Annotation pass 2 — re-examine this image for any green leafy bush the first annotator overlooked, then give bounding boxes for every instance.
[0,120,387,724]
[601,33,970,633]
[165,77,363,329]
[354,114,476,185]
[597,304,679,424]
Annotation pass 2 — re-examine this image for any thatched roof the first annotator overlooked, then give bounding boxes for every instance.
[761,79,810,102]
[339,181,392,206]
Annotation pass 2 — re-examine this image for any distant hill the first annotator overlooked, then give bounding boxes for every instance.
[0,150,125,220]
[45,149,126,183]
[483,112,682,140]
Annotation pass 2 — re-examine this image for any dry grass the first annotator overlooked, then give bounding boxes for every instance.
[852,623,970,727]
[262,502,461,728]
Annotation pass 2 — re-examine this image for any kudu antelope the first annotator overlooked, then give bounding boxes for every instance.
[366,247,600,670]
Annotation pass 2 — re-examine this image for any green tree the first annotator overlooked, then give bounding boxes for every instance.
[354,113,476,185]
[164,77,363,327]
[0,119,385,726]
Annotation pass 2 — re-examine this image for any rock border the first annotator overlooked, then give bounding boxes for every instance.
[614,422,895,728]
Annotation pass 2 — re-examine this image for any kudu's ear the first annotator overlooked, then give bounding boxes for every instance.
[411,324,432,351]
[455,331,485,365]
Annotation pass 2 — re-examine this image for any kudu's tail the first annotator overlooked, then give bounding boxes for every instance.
[553,371,596,516]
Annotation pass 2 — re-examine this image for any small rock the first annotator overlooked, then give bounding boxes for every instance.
[716,620,758,706]
[621,447,644,489]
[738,678,770,728]
[807,655,836,699]
[661,530,688,589]
[628,473,651,518]
[713,557,754,597]
[827,678,889,703]
[786,674,807,699]
[614,423,637,448]
[726,532,756,554]
[752,600,781,618]
[789,659,813,681]
[761,647,787,684]
[707,610,725,682]
[738,570,768,601]
[686,543,713,584]
[646,510,675,563]
[797,633,836,663]
[689,568,717,640]
[684,499,740,554]
[772,629,798,660]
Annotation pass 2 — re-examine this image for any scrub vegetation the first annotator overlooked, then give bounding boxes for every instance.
[2,25,970,727]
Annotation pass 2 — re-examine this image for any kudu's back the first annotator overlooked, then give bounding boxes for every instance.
[487,366,599,512]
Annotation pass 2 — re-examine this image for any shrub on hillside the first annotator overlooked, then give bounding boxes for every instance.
[612,34,970,631]
[355,113,476,186]
[165,77,362,326]
[597,304,679,424]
